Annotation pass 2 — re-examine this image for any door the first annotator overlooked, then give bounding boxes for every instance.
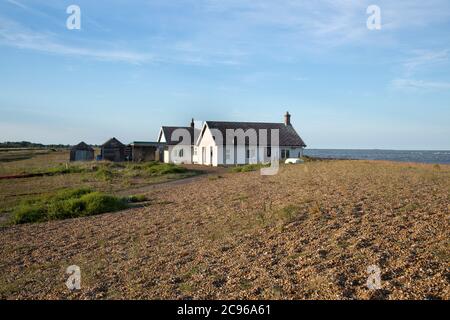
[210,147,213,166]
[202,147,206,164]
[75,150,88,161]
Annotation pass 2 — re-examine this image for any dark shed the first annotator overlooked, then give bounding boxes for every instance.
[101,137,125,162]
[70,142,94,162]
[129,142,164,162]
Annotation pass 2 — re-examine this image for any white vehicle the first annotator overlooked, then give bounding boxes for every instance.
[285,158,304,164]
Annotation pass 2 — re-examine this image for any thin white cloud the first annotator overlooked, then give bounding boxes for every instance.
[202,0,450,48]
[5,0,62,25]
[2,1,450,66]
[403,49,449,77]
[0,17,153,64]
[6,0,28,10]
[391,78,450,91]
[391,49,449,92]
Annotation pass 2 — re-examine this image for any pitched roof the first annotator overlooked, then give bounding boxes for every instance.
[101,137,125,148]
[71,141,94,151]
[130,141,164,147]
[204,121,306,147]
[161,126,199,145]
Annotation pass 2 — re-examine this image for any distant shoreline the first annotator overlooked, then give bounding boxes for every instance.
[304,149,450,165]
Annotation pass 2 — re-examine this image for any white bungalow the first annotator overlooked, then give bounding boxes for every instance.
[157,119,199,164]
[193,112,306,166]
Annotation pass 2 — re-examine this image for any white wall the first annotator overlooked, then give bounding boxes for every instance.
[196,125,218,166]
[166,145,192,164]
[164,149,169,163]
[158,129,167,143]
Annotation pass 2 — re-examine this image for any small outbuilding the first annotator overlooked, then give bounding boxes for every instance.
[101,137,125,162]
[129,142,164,162]
[70,142,95,162]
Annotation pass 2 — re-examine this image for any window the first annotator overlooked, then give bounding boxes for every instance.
[246,149,250,159]
[193,147,197,156]
[179,149,184,157]
[281,149,290,159]
[225,148,231,160]
[267,147,271,157]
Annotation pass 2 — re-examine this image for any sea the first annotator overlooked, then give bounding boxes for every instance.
[303,149,450,165]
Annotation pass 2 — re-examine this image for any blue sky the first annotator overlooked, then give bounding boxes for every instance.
[0,0,449,149]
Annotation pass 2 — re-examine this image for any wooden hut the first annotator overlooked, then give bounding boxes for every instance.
[101,137,125,162]
[129,142,164,162]
[70,142,94,162]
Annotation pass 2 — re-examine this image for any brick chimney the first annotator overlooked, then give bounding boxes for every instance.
[284,111,291,126]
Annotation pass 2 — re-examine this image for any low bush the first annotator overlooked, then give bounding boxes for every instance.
[208,175,223,181]
[11,188,131,224]
[144,163,187,176]
[230,163,269,173]
[95,167,115,181]
[82,192,128,215]
[121,162,188,177]
[126,194,148,203]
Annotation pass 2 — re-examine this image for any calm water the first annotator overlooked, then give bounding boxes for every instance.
[303,149,450,164]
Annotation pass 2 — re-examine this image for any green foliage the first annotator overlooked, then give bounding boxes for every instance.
[101,162,126,169]
[301,155,316,162]
[12,206,46,224]
[95,167,115,181]
[144,162,187,176]
[121,162,189,177]
[230,163,269,173]
[208,175,223,181]
[278,205,300,222]
[11,188,129,225]
[52,187,92,200]
[126,194,148,203]
[253,205,306,229]
[81,192,128,215]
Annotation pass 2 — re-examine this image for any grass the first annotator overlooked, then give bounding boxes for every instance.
[10,188,148,225]
[1,152,189,179]
[230,163,269,173]
[95,167,115,181]
[137,162,188,176]
[208,175,223,181]
[0,149,71,175]
[126,194,148,203]
[399,202,419,212]
[0,148,55,163]
[0,150,200,218]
